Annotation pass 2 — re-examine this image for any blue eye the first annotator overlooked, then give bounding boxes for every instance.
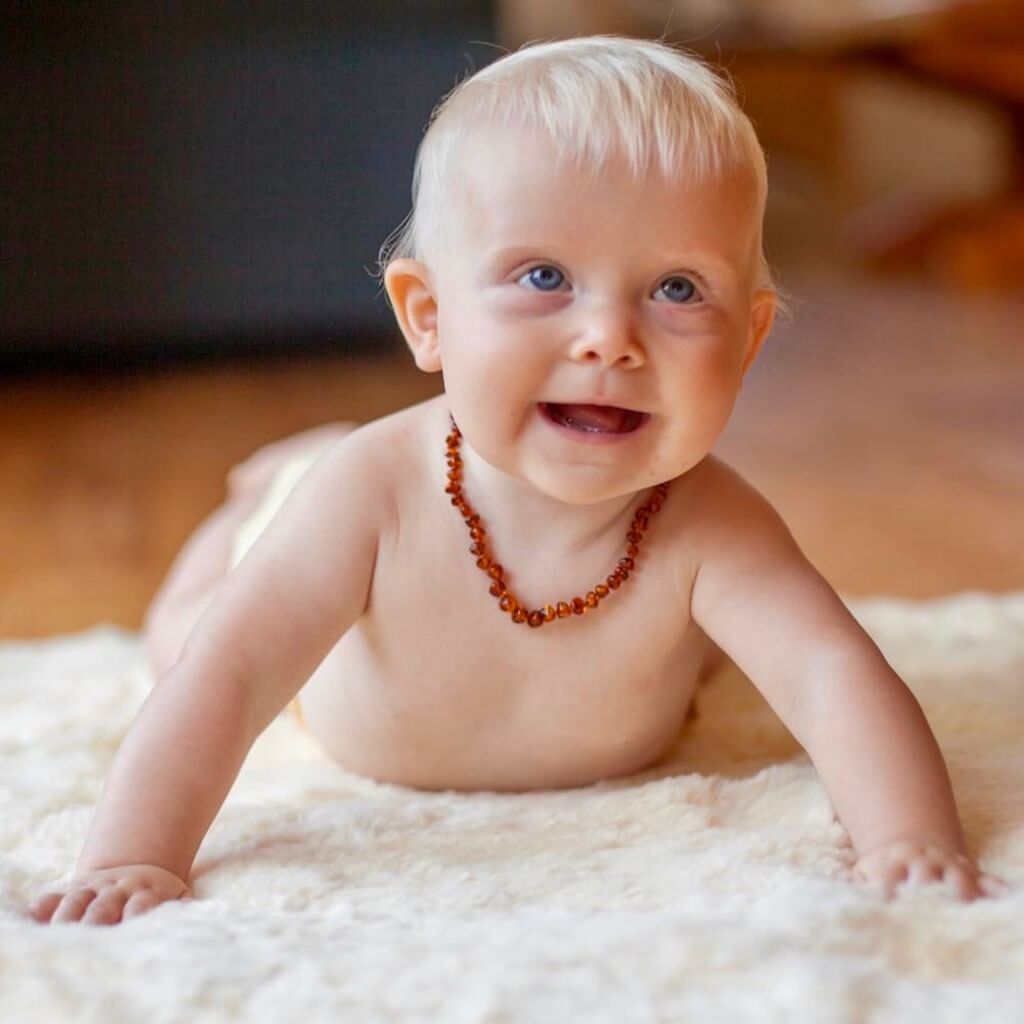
[657,276,699,304]
[520,266,565,292]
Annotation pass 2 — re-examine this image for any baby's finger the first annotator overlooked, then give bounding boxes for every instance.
[50,887,98,924]
[28,892,64,924]
[121,889,165,920]
[908,859,945,887]
[878,861,909,900]
[943,865,981,902]
[978,875,1010,899]
[854,863,904,900]
[82,888,131,926]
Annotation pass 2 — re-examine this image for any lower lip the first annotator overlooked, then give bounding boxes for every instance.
[537,403,650,445]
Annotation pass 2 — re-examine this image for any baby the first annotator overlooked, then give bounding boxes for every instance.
[31,35,1008,925]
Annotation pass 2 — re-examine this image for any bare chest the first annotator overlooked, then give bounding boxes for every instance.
[299,483,705,791]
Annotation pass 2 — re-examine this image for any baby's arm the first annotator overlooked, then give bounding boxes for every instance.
[688,467,1007,901]
[30,434,388,925]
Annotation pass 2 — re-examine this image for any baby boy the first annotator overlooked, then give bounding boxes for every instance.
[31,35,1007,925]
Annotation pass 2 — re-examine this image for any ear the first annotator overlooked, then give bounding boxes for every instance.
[384,258,442,373]
[741,289,776,376]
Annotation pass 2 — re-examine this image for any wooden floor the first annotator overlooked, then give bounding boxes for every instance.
[2,267,1023,640]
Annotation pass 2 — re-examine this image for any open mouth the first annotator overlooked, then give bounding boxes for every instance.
[539,402,648,435]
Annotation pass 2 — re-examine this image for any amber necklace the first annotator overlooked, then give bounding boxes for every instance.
[444,415,670,628]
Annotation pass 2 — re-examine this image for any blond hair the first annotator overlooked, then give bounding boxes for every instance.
[374,35,790,316]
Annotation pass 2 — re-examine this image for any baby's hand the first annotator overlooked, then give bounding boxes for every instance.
[852,839,1009,902]
[29,865,192,925]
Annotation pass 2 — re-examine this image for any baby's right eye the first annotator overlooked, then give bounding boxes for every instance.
[518,266,565,292]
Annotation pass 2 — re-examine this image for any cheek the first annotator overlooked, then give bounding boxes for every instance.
[670,333,744,391]
[662,339,744,433]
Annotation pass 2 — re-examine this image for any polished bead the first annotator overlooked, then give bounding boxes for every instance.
[512,607,528,624]
[470,543,487,557]
[595,584,609,598]
[619,557,635,571]
[627,544,639,558]
[627,530,642,544]
[470,526,485,541]
[572,597,586,614]
[527,610,545,628]
[543,604,557,621]
[607,575,621,590]
[489,581,506,596]
[444,483,459,495]
[557,601,572,618]
[585,592,598,608]
[499,594,516,612]
[487,564,503,580]
[476,555,491,569]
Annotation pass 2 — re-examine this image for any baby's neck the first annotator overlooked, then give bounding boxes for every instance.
[454,438,643,558]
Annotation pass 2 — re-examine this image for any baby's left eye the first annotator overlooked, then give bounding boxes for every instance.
[655,276,700,304]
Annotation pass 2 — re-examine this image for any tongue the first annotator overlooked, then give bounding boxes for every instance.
[549,403,636,433]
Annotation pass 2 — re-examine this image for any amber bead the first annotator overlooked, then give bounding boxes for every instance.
[487,564,503,580]
[543,604,557,621]
[627,544,639,558]
[527,610,545,628]
[499,594,516,612]
[471,544,487,557]
[595,584,609,598]
[619,557,635,571]
[489,581,506,596]
[607,575,621,590]
[512,607,528,624]
[585,592,598,608]
[476,556,491,569]
[557,601,572,618]
[572,597,586,615]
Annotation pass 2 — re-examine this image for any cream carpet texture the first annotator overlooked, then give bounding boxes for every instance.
[2,592,1023,1022]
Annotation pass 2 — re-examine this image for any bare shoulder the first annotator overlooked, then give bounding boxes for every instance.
[666,453,806,615]
[313,396,442,518]
[683,454,792,541]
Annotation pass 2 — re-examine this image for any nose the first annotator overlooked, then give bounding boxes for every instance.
[568,304,645,369]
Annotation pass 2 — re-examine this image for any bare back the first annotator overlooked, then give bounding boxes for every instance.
[294,395,713,791]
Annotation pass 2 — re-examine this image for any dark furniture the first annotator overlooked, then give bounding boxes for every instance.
[2,2,496,371]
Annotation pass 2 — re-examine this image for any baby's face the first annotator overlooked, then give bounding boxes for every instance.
[411,128,774,504]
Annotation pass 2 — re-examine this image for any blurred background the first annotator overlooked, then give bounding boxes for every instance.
[2,0,1022,638]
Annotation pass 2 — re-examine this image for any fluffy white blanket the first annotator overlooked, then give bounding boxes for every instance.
[2,593,1022,1022]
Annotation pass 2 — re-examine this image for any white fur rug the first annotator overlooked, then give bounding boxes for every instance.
[2,592,1023,1022]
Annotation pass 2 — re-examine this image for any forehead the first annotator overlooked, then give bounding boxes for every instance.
[443,127,761,271]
